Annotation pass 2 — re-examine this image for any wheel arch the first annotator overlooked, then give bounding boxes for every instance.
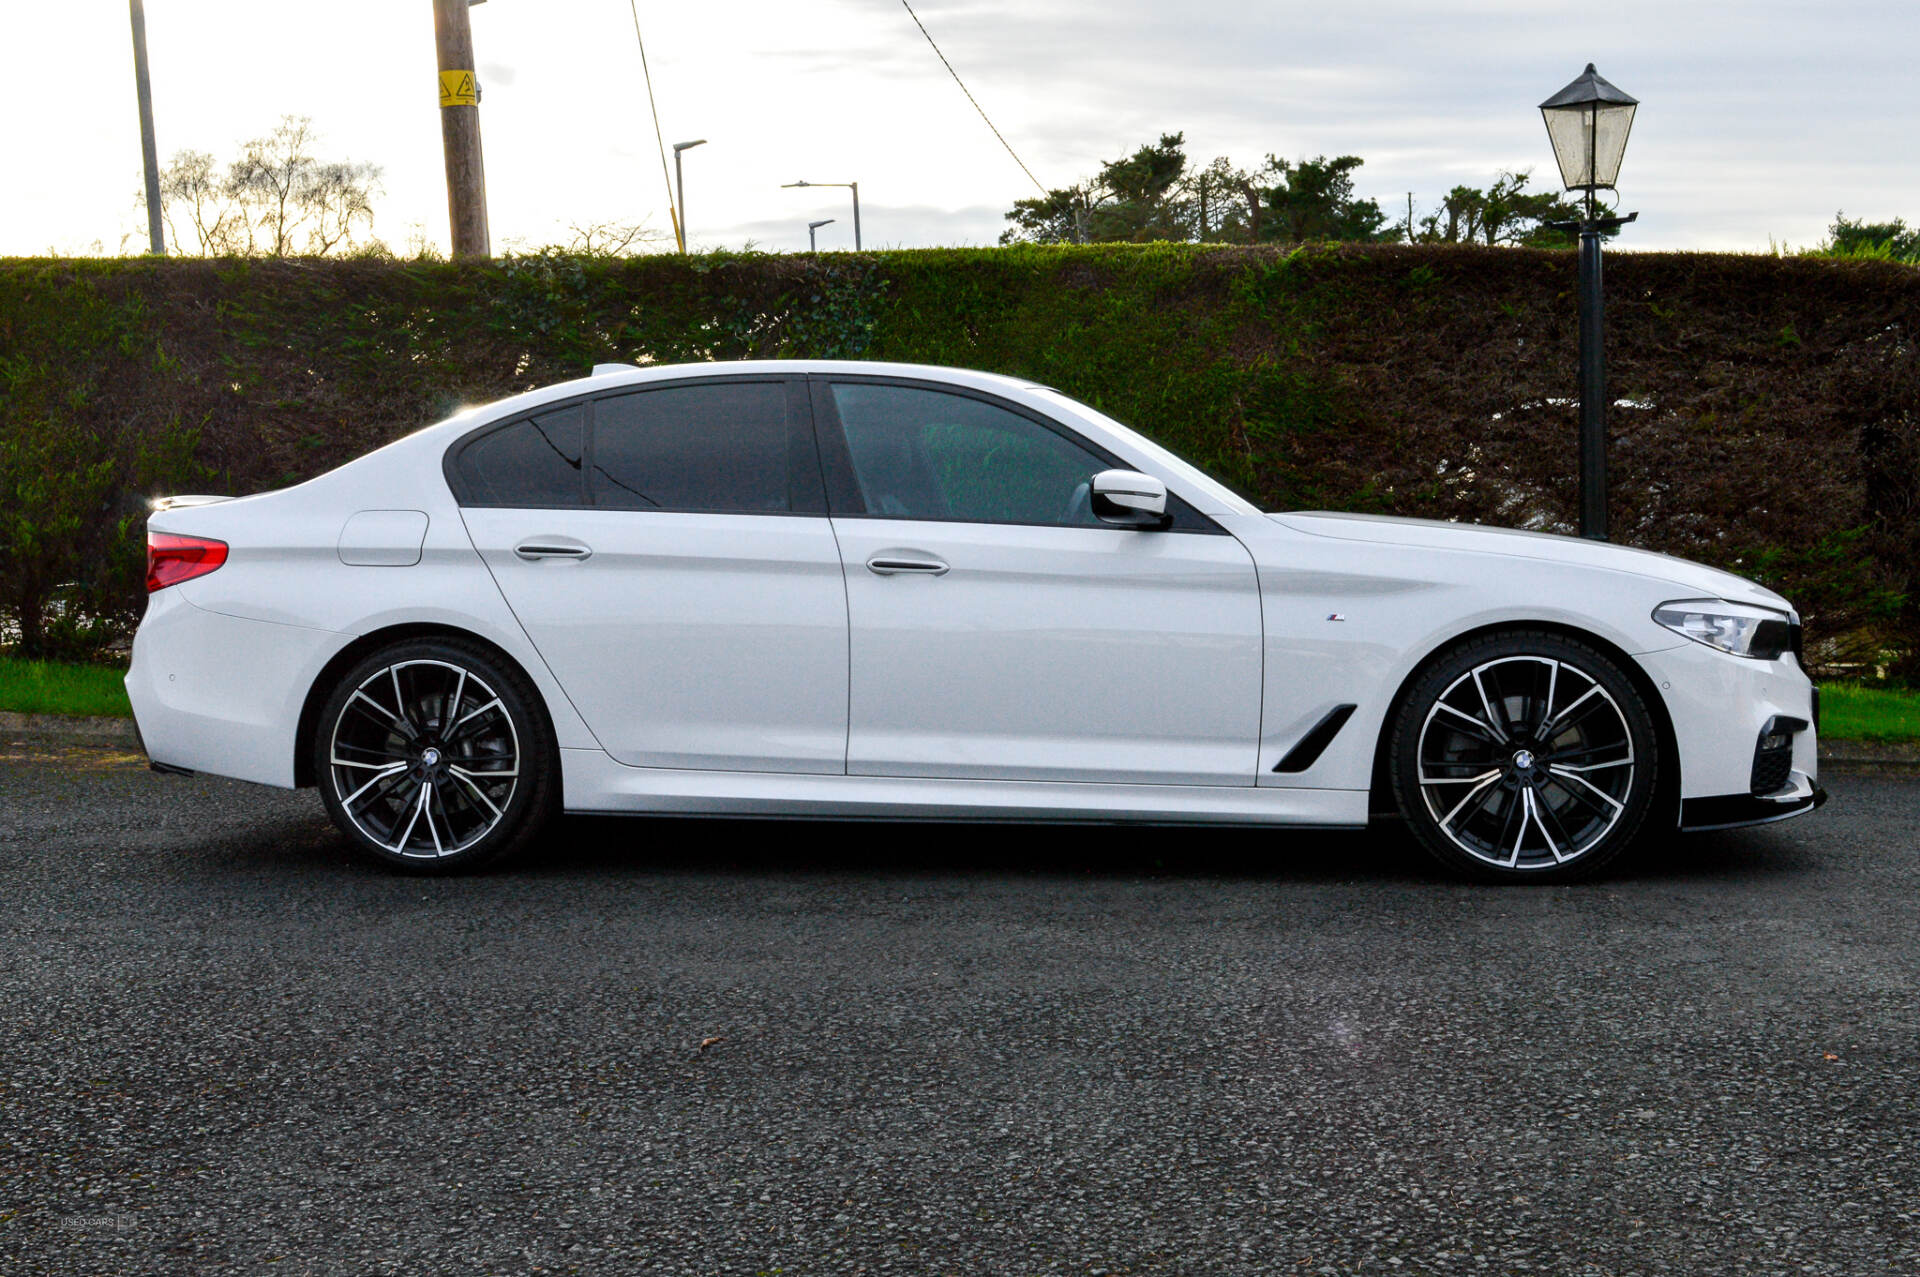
[1367,620,1682,829]
[293,622,558,788]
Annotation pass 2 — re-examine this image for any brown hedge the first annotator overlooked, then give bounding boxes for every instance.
[0,244,1914,672]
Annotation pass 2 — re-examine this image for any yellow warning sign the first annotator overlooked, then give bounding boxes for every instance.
[439,70,477,107]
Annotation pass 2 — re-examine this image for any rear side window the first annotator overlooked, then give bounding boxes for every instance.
[591,382,792,513]
[454,404,586,506]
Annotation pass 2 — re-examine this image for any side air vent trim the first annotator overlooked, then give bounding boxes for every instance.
[1272,704,1358,773]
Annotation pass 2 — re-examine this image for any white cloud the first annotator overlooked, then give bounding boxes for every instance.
[3,0,1914,257]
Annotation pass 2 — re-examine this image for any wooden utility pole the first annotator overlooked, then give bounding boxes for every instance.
[129,0,165,254]
[432,0,490,257]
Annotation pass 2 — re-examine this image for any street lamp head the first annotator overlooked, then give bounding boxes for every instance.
[808,219,835,230]
[1539,63,1638,195]
[673,139,708,154]
[785,181,861,249]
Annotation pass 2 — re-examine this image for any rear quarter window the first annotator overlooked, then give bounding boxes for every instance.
[453,404,586,506]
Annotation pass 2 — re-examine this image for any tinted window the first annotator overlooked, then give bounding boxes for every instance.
[592,383,792,512]
[456,404,585,506]
[830,384,1105,525]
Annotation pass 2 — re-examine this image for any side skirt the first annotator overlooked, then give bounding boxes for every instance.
[559,748,1371,827]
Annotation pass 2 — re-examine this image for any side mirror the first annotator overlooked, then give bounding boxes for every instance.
[1090,469,1170,529]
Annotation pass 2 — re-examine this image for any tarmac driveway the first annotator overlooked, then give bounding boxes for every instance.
[1,743,1916,1275]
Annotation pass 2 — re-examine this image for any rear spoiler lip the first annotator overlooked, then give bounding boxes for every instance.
[148,494,233,513]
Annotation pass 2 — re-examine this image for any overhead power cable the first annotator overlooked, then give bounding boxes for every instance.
[898,0,1048,196]
[625,0,683,246]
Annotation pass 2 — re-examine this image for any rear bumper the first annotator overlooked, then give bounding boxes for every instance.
[127,714,193,775]
[126,589,343,788]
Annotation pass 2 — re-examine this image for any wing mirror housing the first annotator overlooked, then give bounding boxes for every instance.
[1090,469,1171,529]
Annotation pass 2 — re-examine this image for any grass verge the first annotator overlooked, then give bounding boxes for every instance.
[1,656,1917,746]
[0,656,132,718]
[1816,683,1920,745]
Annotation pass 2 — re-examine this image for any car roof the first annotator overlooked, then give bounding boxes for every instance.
[455,360,1044,425]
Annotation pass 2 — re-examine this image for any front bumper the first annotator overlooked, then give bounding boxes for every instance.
[1635,640,1824,831]
[1680,772,1828,832]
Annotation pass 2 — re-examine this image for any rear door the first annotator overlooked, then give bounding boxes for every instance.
[455,377,849,773]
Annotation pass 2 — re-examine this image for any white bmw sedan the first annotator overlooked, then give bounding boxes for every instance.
[128,360,1824,879]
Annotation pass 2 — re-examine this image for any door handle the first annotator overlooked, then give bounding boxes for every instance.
[866,555,949,576]
[514,541,592,561]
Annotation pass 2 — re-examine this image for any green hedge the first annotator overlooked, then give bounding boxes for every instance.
[2,244,1916,672]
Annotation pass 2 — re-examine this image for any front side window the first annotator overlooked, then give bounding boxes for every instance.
[830,383,1107,526]
[592,382,792,513]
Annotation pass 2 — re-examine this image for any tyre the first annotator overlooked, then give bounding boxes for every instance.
[313,637,557,872]
[1389,630,1660,882]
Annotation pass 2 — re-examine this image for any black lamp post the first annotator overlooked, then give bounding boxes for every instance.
[1540,64,1639,541]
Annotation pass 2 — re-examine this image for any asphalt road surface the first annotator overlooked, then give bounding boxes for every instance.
[2,742,1916,1276]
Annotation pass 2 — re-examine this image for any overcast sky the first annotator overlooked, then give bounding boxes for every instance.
[5,1,1916,257]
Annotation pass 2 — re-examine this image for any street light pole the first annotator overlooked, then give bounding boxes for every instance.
[1540,64,1640,542]
[782,180,861,250]
[1576,223,1609,539]
[672,140,707,254]
[128,0,165,255]
[807,219,835,252]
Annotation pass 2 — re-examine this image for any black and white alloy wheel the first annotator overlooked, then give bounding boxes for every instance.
[315,638,556,871]
[1391,631,1660,881]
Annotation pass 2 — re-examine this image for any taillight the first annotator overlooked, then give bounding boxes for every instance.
[146,532,228,593]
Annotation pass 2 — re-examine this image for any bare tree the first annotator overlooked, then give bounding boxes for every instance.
[156,149,237,254]
[563,218,668,256]
[155,116,382,256]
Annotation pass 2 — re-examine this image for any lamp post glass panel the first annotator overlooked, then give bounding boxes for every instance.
[1540,64,1637,542]
[807,219,835,252]
[783,180,861,250]
[672,140,707,254]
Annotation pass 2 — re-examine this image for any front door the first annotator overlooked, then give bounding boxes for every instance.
[814,378,1263,786]
[457,378,848,773]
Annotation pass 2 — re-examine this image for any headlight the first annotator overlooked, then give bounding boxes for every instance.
[1653,599,1796,660]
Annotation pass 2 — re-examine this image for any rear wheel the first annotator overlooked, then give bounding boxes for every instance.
[313,637,556,872]
[1389,630,1659,882]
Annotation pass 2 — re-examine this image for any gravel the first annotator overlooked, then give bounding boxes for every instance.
[2,743,1916,1275]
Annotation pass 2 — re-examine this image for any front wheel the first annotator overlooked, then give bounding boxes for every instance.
[313,637,557,872]
[1389,630,1661,882]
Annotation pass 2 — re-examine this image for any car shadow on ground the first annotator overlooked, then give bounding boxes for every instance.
[7,745,1832,889]
[526,813,1441,883]
[487,810,1822,887]
[120,762,1824,889]
[166,806,1820,892]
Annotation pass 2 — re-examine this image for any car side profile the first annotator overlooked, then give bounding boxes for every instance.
[128,360,1824,880]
